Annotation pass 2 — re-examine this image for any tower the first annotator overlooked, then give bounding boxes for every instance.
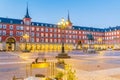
[66,11,72,29]
[23,4,31,25]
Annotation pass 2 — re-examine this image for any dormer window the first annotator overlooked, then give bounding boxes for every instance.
[21,22,23,24]
[32,23,34,26]
[41,24,43,26]
[10,20,13,24]
[0,19,1,22]
[37,24,39,26]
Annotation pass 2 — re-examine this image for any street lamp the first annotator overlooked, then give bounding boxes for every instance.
[98,38,102,50]
[56,18,70,58]
[23,33,29,51]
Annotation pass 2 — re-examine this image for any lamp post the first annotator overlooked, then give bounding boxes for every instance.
[98,38,102,50]
[56,18,70,58]
[23,33,29,51]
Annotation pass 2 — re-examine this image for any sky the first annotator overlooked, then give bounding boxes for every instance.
[0,0,120,28]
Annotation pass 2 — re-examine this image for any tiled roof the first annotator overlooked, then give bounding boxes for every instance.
[73,26,105,32]
[0,17,119,32]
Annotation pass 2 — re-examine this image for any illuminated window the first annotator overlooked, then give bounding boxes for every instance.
[41,33,44,37]
[45,33,48,37]
[36,28,39,31]
[50,39,52,43]
[45,39,48,42]
[36,38,39,42]
[32,27,35,31]
[26,27,29,30]
[58,29,60,33]
[41,28,44,32]
[58,34,61,38]
[50,34,52,37]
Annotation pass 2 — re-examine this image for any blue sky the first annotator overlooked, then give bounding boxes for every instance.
[0,0,120,28]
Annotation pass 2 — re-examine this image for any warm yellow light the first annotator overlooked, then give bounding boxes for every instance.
[58,22,60,25]
[66,21,69,25]
[98,38,102,42]
[32,62,49,68]
[61,18,64,22]
[23,34,29,40]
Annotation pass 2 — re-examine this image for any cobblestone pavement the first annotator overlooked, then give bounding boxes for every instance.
[0,51,120,80]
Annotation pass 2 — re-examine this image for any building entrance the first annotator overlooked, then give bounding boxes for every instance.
[6,38,16,51]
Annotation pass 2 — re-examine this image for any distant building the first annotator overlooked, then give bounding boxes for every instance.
[0,6,119,51]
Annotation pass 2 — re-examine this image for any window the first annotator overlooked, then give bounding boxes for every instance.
[58,34,61,38]
[20,26,24,30]
[10,25,13,30]
[54,34,57,38]
[16,26,19,30]
[10,31,13,36]
[36,38,39,42]
[31,32,34,37]
[41,33,44,37]
[26,21,30,25]
[45,28,48,32]
[20,32,23,36]
[31,38,34,42]
[50,39,52,43]
[16,31,19,36]
[0,24,2,29]
[50,34,52,37]
[41,28,44,32]
[0,30,2,35]
[0,37,2,42]
[66,30,68,33]
[36,28,39,31]
[50,28,52,32]
[54,39,57,43]
[20,38,23,42]
[45,39,48,42]
[45,33,48,37]
[58,29,60,33]
[26,27,29,30]
[3,30,6,36]
[32,27,34,31]
[36,33,39,37]
[54,29,57,32]
[3,25,6,29]
[41,38,44,42]
[41,24,43,26]
[58,39,61,43]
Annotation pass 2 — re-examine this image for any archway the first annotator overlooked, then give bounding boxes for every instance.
[6,38,16,51]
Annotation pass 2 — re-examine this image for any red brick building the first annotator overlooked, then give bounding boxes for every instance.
[0,6,118,51]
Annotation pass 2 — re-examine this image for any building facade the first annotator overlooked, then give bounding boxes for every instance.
[0,7,119,52]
